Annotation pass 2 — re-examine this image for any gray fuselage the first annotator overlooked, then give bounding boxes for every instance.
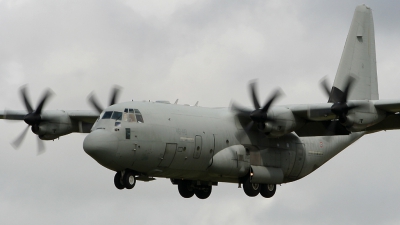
[83,101,364,185]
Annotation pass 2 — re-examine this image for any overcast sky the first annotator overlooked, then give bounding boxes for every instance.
[1,0,400,224]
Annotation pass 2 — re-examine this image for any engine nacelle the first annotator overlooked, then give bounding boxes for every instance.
[32,110,76,140]
[341,101,386,132]
[260,106,304,137]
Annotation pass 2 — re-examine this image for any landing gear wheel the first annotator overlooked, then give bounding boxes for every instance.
[260,184,276,198]
[195,186,212,199]
[243,177,260,197]
[123,171,136,189]
[178,181,194,198]
[114,172,125,190]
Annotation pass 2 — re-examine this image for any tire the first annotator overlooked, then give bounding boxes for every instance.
[123,171,136,189]
[260,184,276,198]
[195,186,212,199]
[114,172,125,190]
[243,177,260,197]
[178,181,194,198]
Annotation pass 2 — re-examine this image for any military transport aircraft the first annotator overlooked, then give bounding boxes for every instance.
[1,5,398,199]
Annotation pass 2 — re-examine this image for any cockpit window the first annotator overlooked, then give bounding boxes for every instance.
[123,108,144,123]
[111,111,122,120]
[102,111,113,119]
[101,111,122,121]
[123,108,136,122]
[135,109,144,123]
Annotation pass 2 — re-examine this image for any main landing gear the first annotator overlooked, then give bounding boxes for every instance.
[173,179,213,199]
[114,171,136,190]
[242,176,276,198]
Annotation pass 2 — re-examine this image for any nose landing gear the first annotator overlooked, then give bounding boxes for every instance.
[114,172,125,189]
[114,171,136,190]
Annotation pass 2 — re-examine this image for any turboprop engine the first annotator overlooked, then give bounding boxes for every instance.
[337,101,386,131]
[4,87,83,153]
[256,106,302,137]
[34,110,75,140]
[313,77,387,133]
[232,81,304,138]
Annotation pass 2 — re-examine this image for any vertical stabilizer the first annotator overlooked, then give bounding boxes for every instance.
[329,5,378,102]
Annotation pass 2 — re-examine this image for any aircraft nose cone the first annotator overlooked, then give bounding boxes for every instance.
[83,129,118,166]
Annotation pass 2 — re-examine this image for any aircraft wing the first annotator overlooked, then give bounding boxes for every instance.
[289,103,336,121]
[372,99,400,113]
[289,104,350,136]
[0,109,99,133]
[62,110,100,124]
[289,100,400,135]
[365,99,400,132]
[0,110,27,120]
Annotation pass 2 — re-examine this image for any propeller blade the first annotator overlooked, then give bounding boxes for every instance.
[35,89,53,115]
[341,76,356,103]
[20,86,34,113]
[325,120,337,136]
[320,77,332,98]
[37,136,45,155]
[249,81,261,109]
[261,88,283,113]
[235,121,254,141]
[244,120,254,132]
[88,93,104,114]
[233,80,284,137]
[109,85,122,106]
[231,102,252,116]
[11,125,30,149]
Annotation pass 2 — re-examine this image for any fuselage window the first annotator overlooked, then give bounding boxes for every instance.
[102,111,113,119]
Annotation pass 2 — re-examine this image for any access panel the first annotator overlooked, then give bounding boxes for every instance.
[158,143,177,168]
[193,135,202,159]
